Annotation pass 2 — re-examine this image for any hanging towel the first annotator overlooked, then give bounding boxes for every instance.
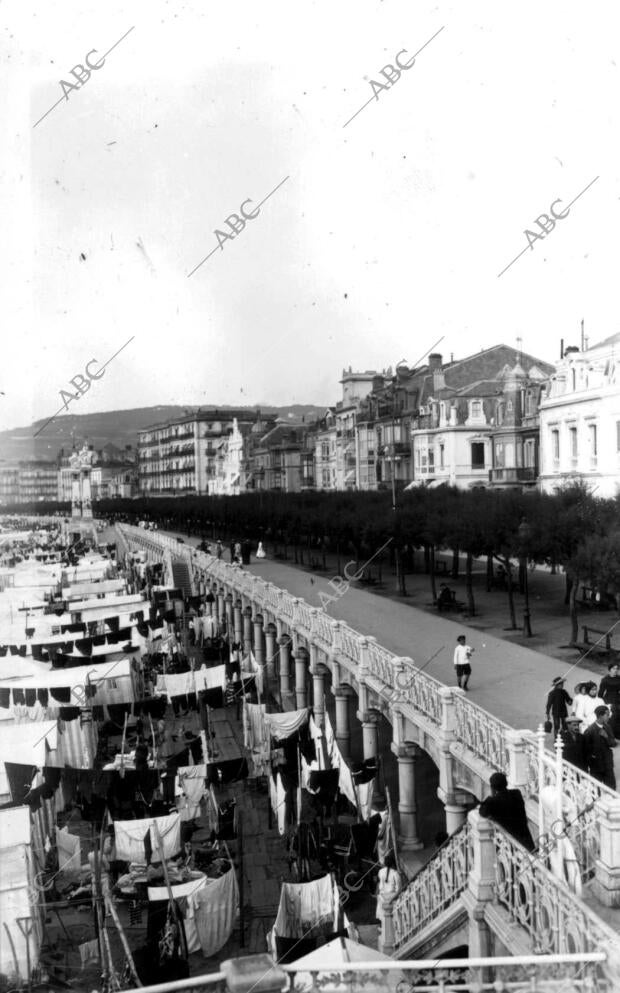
[357,779,375,821]
[114,812,181,863]
[192,868,239,959]
[264,709,308,740]
[276,773,287,836]
[195,665,226,692]
[330,740,357,809]
[56,826,81,875]
[79,939,100,969]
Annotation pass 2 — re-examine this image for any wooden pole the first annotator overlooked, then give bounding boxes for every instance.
[238,811,245,948]
[385,786,403,876]
[119,712,128,779]
[102,876,143,987]
[152,821,188,961]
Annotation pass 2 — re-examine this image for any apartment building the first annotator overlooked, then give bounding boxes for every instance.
[539,332,620,497]
[0,461,59,505]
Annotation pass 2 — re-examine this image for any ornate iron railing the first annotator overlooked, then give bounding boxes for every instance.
[399,663,444,725]
[493,828,617,973]
[339,625,362,665]
[392,819,473,949]
[312,609,335,651]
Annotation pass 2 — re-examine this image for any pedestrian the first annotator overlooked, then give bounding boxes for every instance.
[375,851,401,939]
[479,772,535,851]
[545,677,572,738]
[582,682,606,729]
[216,540,223,560]
[453,634,474,691]
[562,715,586,771]
[599,662,620,736]
[571,683,590,733]
[256,541,266,559]
[437,584,453,612]
[584,706,617,788]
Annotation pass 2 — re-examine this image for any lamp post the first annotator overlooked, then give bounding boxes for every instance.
[385,445,406,595]
[518,517,533,637]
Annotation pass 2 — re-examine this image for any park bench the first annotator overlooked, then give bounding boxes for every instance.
[581,624,618,652]
[436,590,466,613]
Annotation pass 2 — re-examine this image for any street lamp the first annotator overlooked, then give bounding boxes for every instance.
[518,517,533,637]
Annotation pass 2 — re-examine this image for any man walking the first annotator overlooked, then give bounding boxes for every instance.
[479,772,535,851]
[453,634,474,691]
[562,715,586,771]
[584,705,617,789]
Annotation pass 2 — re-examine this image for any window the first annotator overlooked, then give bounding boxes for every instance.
[551,429,560,460]
[507,400,513,413]
[569,426,578,458]
[428,449,435,470]
[470,400,482,418]
[589,424,598,458]
[471,442,485,469]
[439,443,445,468]
[495,442,504,468]
[571,369,576,391]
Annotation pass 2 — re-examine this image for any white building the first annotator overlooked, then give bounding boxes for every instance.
[208,418,245,495]
[539,332,620,497]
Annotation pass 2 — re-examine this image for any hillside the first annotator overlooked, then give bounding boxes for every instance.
[0,404,328,462]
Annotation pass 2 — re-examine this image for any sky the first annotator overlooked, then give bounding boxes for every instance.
[1,0,619,449]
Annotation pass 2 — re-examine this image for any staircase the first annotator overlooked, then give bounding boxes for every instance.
[387,811,620,987]
[171,557,193,596]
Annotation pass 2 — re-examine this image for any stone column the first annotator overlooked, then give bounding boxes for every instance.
[243,606,253,657]
[233,599,243,645]
[593,797,620,906]
[335,691,351,759]
[393,744,423,850]
[294,646,309,710]
[225,593,234,634]
[278,635,294,708]
[264,623,278,680]
[312,666,326,727]
[361,712,379,761]
[445,803,469,834]
[462,809,496,959]
[216,591,225,624]
[253,613,265,678]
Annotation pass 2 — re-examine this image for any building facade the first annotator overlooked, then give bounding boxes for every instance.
[0,461,59,505]
[539,333,620,497]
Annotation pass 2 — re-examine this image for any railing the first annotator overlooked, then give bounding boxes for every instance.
[339,625,363,665]
[493,828,617,966]
[452,692,511,772]
[132,954,610,993]
[399,663,444,725]
[392,820,473,949]
[366,640,396,688]
[522,731,616,882]
[312,609,334,650]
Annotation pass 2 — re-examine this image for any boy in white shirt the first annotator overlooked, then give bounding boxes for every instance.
[453,634,474,690]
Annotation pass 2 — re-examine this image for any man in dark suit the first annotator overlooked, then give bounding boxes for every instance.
[479,772,535,851]
[562,715,586,771]
[584,706,617,789]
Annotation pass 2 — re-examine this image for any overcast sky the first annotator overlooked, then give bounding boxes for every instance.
[1,0,619,447]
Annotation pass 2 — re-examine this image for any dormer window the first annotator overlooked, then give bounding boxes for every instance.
[470,400,482,418]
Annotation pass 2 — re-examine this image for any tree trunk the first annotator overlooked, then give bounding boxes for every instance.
[486,553,494,592]
[518,560,525,595]
[505,561,517,629]
[322,546,327,571]
[336,542,341,576]
[378,554,383,584]
[550,558,556,575]
[299,541,304,565]
[424,543,430,574]
[451,546,460,579]
[430,545,437,603]
[565,574,572,606]
[466,551,475,616]
[569,578,579,646]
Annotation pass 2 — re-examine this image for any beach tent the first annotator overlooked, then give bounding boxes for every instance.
[0,806,43,982]
[292,937,403,993]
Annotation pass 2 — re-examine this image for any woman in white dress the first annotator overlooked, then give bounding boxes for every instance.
[580,682,607,732]
[376,852,401,937]
[256,541,266,559]
[571,683,590,731]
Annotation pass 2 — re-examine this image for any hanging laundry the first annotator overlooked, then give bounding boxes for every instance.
[79,939,99,969]
[264,709,308,740]
[114,812,181,863]
[191,868,239,958]
[56,826,81,875]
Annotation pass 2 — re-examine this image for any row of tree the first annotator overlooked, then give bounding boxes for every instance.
[11,485,620,645]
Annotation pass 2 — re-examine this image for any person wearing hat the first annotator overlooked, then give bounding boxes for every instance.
[583,705,616,788]
[546,677,572,738]
[562,715,586,771]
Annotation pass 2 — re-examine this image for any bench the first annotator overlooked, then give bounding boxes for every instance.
[582,625,616,651]
[437,590,466,613]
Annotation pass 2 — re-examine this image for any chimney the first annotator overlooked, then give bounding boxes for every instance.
[428,353,442,373]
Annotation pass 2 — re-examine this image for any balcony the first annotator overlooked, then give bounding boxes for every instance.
[489,467,537,483]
